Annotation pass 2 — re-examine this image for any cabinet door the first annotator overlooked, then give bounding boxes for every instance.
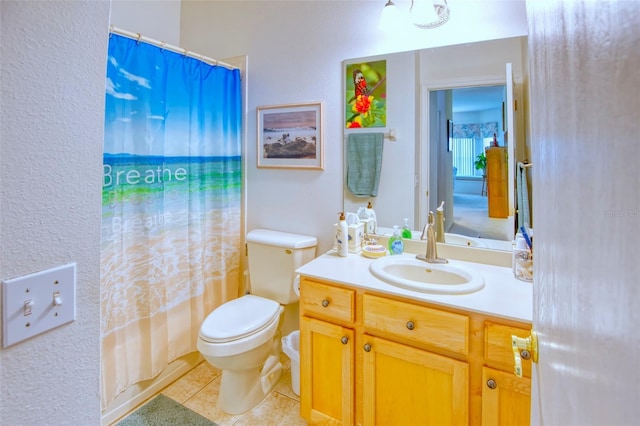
[300,316,354,425]
[362,335,469,425]
[482,367,531,426]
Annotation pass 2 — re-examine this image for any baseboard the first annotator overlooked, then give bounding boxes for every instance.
[101,351,203,426]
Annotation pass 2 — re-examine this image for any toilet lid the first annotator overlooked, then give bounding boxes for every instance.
[199,295,280,343]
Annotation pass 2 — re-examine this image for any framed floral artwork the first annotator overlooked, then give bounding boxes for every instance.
[256,102,324,170]
[344,60,387,128]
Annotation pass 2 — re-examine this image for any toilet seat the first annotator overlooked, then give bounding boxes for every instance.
[197,295,283,358]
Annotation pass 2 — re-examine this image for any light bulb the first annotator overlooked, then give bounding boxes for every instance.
[379,0,401,33]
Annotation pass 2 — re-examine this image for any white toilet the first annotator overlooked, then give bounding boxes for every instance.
[197,229,317,414]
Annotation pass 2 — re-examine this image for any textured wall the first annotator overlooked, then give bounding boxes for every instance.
[0,1,110,424]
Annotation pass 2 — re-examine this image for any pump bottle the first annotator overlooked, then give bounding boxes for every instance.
[336,212,348,257]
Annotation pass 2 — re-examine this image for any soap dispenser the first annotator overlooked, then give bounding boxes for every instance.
[388,225,404,255]
[401,218,412,239]
[336,212,348,257]
[436,202,445,243]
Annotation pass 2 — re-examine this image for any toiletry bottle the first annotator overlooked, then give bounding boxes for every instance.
[388,225,404,255]
[366,201,377,234]
[436,202,445,243]
[336,212,348,257]
[401,218,412,239]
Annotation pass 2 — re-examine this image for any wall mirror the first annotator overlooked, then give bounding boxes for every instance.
[343,36,531,252]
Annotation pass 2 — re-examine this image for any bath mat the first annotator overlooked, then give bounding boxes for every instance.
[116,394,217,426]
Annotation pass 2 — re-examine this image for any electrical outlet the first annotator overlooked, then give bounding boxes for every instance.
[2,263,76,348]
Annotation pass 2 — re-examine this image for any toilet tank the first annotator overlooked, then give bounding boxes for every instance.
[246,229,317,304]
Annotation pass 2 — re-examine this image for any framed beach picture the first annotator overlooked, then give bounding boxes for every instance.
[257,102,324,170]
[344,59,387,128]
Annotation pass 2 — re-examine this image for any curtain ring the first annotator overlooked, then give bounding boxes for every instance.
[136,33,142,44]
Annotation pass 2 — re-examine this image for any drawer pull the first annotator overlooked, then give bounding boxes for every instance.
[341,336,349,345]
[406,321,415,330]
[321,299,330,307]
[363,343,372,352]
[487,379,497,389]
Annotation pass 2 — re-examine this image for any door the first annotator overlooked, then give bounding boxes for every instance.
[362,335,468,425]
[504,63,516,233]
[300,316,354,425]
[527,1,640,424]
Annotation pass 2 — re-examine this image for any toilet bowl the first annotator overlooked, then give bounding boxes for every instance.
[197,229,317,415]
[197,295,284,414]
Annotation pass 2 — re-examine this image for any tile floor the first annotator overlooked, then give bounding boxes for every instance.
[153,353,305,426]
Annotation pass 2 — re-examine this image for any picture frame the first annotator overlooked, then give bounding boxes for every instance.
[257,102,324,170]
[344,59,387,128]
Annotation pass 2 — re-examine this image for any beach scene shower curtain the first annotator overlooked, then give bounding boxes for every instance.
[101,34,242,407]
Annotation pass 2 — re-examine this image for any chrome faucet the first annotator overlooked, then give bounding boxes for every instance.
[417,211,448,264]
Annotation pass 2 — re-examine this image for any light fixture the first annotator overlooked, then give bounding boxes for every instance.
[410,0,450,29]
[379,0,451,31]
[379,0,402,32]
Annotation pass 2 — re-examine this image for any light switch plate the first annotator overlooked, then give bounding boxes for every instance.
[2,263,76,348]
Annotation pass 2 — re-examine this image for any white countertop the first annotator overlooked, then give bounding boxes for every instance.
[296,250,532,324]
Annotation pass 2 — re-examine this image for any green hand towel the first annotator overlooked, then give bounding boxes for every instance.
[347,133,384,197]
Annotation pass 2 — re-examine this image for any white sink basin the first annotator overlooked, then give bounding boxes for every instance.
[369,256,485,295]
[444,233,487,248]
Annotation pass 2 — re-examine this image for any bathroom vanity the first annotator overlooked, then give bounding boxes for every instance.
[296,250,532,425]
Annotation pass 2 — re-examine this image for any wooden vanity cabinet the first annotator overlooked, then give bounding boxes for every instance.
[299,276,532,426]
[481,323,532,425]
[299,279,355,424]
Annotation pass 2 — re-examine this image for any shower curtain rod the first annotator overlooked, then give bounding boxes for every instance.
[109,26,238,71]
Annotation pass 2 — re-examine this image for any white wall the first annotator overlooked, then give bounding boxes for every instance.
[109,0,181,45]
[0,1,110,424]
[0,1,527,423]
[179,0,528,253]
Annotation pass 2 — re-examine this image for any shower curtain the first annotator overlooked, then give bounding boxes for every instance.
[101,34,242,408]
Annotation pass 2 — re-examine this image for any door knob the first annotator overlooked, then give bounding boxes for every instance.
[511,331,538,378]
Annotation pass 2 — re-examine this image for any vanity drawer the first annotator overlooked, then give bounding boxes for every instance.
[300,278,355,324]
[363,294,469,355]
[485,322,532,377]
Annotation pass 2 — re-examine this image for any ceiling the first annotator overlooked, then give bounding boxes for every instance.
[452,85,504,113]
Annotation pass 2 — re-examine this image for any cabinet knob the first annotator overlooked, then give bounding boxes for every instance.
[363,343,371,352]
[341,336,349,345]
[520,349,531,360]
[321,299,329,307]
[486,379,497,389]
[406,321,415,330]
